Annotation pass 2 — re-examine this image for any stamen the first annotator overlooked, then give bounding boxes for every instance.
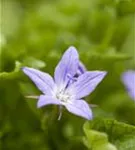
[58,105,63,120]
[25,95,39,99]
[89,104,98,107]
[56,90,71,103]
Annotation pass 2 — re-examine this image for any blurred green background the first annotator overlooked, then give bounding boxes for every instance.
[0,0,135,149]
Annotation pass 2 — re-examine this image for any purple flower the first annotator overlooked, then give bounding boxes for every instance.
[22,46,107,120]
[122,70,135,100]
[76,61,87,76]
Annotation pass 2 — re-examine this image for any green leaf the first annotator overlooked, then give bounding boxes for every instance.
[83,118,135,150]
[80,48,131,70]
[117,1,135,16]
[83,129,117,150]
[23,57,46,69]
[83,121,117,150]
[0,61,23,84]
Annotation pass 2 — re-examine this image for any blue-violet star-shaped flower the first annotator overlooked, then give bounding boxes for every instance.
[22,46,107,120]
[122,70,135,100]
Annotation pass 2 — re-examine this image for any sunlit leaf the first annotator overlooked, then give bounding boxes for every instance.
[83,118,135,150]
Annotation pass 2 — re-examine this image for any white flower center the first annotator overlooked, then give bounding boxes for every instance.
[56,90,71,103]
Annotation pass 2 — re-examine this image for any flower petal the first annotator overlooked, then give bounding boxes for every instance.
[78,61,86,75]
[122,70,135,100]
[37,95,61,108]
[72,71,107,99]
[54,46,79,88]
[22,67,55,95]
[74,61,86,78]
[65,100,92,120]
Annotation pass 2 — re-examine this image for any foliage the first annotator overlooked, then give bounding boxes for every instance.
[83,118,135,150]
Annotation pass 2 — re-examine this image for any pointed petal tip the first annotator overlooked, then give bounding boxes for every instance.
[20,67,25,71]
[99,70,107,74]
[67,46,78,54]
[78,110,93,120]
[87,113,93,120]
[21,66,29,72]
[96,71,108,79]
[102,71,108,77]
[84,109,93,120]
[21,67,33,75]
[87,70,107,77]
[21,67,28,74]
[68,45,77,50]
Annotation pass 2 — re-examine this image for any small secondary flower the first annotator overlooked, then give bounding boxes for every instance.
[122,70,135,100]
[22,46,107,120]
